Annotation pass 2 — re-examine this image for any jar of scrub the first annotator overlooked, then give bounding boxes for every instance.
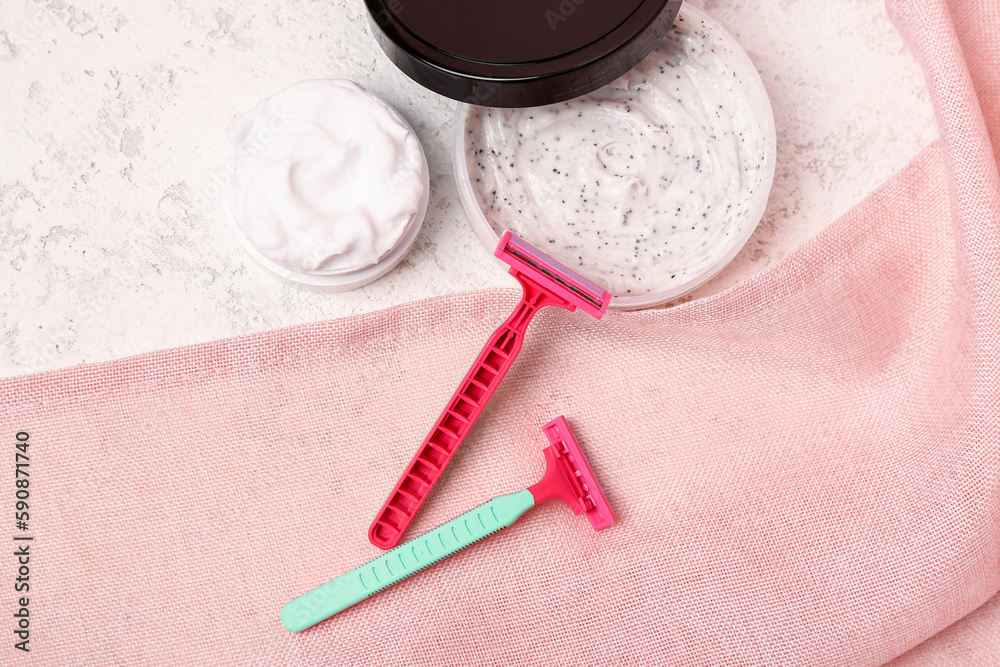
[456,5,775,308]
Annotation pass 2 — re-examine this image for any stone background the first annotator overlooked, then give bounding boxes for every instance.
[0,0,937,376]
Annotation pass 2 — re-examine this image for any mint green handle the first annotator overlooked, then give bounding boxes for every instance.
[281,489,536,632]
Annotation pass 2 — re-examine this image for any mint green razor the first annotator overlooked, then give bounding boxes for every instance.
[281,416,616,632]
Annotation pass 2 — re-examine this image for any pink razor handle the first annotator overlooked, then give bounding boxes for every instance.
[368,232,611,550]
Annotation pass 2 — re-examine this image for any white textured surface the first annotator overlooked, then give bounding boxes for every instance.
[0,0,937,377]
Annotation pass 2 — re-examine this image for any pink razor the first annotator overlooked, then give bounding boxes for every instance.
[282,416,616,632]
[368,231,612,550]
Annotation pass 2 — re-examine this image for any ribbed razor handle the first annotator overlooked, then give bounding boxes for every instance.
[368,278,572,550]
[281,490,536,632]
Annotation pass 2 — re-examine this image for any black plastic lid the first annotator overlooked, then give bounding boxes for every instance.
[364,0,683,108]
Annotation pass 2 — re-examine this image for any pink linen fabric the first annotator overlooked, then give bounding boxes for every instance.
[1,0,998,664]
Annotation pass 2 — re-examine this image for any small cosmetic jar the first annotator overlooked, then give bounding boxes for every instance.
[223,79,429,290]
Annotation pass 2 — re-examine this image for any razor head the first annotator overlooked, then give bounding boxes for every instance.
[495,231,612,319]
[531,416,616,531]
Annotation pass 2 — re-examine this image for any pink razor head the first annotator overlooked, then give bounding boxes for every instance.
[495,231,611,319]
[528,416,616,530]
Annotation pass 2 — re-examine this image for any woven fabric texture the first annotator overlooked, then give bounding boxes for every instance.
[1,0,998,664]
